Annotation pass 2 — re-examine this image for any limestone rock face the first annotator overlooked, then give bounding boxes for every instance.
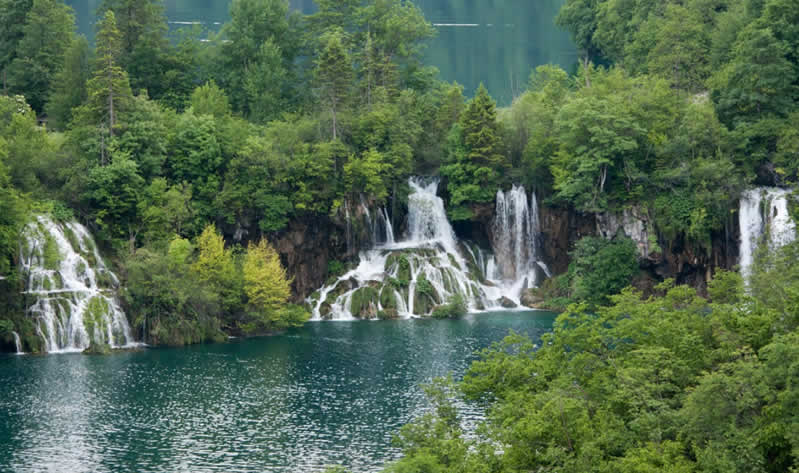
[596,207,657,259]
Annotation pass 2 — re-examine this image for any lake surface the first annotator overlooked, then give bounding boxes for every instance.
[65,0,575,105]
[0,310,556,473]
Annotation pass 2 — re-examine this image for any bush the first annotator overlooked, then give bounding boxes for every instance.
[568,236,639,307]
[431,293,467,319]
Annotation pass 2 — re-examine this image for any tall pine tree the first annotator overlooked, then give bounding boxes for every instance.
[315,30,352,140]
[7,0,76,113]
[83,10,132,139]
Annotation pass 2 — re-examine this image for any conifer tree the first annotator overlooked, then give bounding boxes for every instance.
[315,30,352,140]
[0,0,33,92]
[46,35,90,130]
[461,83,505,171]
[6,0,75,113]
[84,10,132,138]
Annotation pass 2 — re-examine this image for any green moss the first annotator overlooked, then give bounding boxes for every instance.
[42,232,61,270]
[83,296,109,342]
[62,225,81,253]
[379,288,397,310]
[386,253,412,282]
[447,253,461,270]
[83,342,111,355]
[350,287,379,318]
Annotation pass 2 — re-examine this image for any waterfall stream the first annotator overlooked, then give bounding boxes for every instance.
[12,331,22,354]
[311,178,547,320]
[21,216,137,353]
[492,185,550,291]
[739,187,797,281]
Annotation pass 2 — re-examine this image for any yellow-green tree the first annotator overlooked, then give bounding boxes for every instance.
[192,224,239,316]
[242,238,305,333]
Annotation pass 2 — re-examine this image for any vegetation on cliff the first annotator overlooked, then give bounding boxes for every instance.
[1,0,798,349]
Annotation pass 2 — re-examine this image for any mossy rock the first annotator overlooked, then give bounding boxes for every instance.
[350,287,379,319]
[378,309,399,320]
[42,232,61,270]
[386,253,412,282]
[413,293,435,315]
[447,253,462,270]
[319,302,332,319]
[62,225,81,253]
[379,288,397,310]
[83,342,112,355]
[83,296,110,343]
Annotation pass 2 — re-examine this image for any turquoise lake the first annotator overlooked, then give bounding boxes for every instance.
[0,310,556,472]
[65,0,575,105]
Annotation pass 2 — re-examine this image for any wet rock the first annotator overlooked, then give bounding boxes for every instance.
[498,296,518,309]
[520,289,544,308]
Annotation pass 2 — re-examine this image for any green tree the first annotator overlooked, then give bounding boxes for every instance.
[567,236,639,307]
[242,238,305,333]
[192,223,241,319]
[442,83,506,215]
[190,81,231,119]
[0,0,32,92]
[711,25,798,126]
[315,30,353,140]
[82,10,133,138]
[6,0,75,113]
[45,35,90,130]
[646,4,710,92]
[216,0,299,117]
[85,153,145,252]
[99,0,168,95]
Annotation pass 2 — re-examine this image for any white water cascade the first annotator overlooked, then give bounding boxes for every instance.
[492,185,550,293]
[739,187,797,281]
[311,178,514,320]
[21,216,137,353]
[12,331,22,354]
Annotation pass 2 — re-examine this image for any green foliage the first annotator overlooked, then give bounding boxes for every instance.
[6,0,75,113]
[430,293,467,319]
[442,83,507,210]
[568,236,639,307]
[190,81,231,119]
[242,238,303,333]
[399,258,799,472]
[125,245,225,346]
[79,10,133,135]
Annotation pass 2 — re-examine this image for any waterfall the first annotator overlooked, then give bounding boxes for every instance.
[12,331,22,354]
[21,216,137,353]
[311,177,512,320]
[739,187,797,281]
[343,196,395,251]
[491,185,546,291]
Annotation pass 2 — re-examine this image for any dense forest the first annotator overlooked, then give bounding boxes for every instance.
[0,0,798,470]
[0,0,796,336]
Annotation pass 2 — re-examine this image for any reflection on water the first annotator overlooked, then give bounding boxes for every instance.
[0,311,555,473]
[65,0,574,105]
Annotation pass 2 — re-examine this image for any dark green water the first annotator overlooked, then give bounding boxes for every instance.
[65,0,575,105]
[0,310,555,473]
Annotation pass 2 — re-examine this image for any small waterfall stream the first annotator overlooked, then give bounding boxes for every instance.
[739,187,797,281]
[12,331,22,354]
[492,185,550,291]
[311,178,548,320]
[21,216,137,353]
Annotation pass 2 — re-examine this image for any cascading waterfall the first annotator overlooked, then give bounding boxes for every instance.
[12,331,22,354]
[491,185,549,294]
[343,197,395,252]
[21,216,137,353]
[311,177,512,320]
[739,187,797,281]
